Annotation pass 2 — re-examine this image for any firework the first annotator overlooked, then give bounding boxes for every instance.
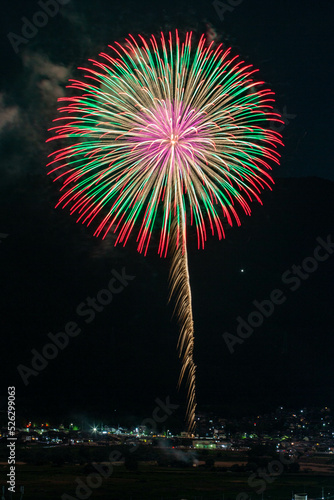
[47,31,283,433]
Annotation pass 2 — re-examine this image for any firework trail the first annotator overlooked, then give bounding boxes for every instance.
[168,191,196,432]
[47,31,283,433]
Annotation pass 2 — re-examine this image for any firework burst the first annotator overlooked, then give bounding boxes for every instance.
[47,31,283,433]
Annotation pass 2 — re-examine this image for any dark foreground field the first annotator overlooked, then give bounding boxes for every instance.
[2,464,334,500]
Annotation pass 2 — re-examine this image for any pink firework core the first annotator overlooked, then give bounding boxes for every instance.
[130,101,214,171]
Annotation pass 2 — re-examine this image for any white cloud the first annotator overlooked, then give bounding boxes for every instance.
[0,52,73,181]
[0,93,20,132]
[22,52,71,102]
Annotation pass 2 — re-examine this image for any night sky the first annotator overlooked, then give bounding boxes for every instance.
[0,0,333,429]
